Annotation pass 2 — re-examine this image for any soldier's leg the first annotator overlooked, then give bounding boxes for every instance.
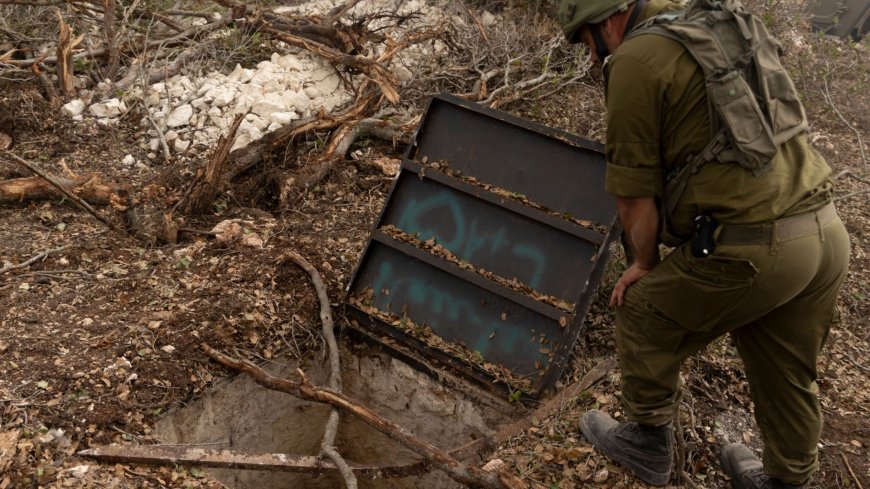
[729,218,849,484]
[579,247,755,486]
[615,244,760,426]
[615,277,721,426]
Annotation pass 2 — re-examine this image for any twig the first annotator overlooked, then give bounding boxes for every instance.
[822,74,867,171]
[1,151,122,232]
[840,452,864,489]
[834,188,870,202]
[0,246,67,274]
[674,405,701,489]
[145,112,171,162]
[102,0,119,79]
[201,344,523,489]
[283,251,356,489]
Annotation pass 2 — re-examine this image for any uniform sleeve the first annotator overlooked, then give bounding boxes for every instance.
[604,50,665,198]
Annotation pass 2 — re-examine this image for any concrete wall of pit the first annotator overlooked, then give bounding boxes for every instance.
[155,344,518,488]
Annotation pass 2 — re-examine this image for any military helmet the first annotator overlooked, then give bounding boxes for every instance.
[558,0,638,42]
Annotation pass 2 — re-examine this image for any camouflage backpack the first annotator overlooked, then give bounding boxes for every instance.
[625,0,808,243]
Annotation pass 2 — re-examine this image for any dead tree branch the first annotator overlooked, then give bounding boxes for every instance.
[281,251,356,488]
[0,246,67,274]
[6,18,228,68]
[1,151,123,232]
[227,84,378,180]
[201,344,524,489]
[102,0,118,78]
[56,10,84,97]
[0,174,125,205]
[0,0,93,5]
[262,25,400,103]
[674,402,702,489]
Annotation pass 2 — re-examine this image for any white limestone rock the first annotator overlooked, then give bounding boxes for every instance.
[88,98,126,117]
[269,111,298,125]
[166,104,193,128]
[174,139,191,152]
[62,99,85,117]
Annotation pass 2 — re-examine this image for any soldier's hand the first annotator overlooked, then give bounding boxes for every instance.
[610,263,653,307]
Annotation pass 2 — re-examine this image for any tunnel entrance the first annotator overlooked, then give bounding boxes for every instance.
[155,343,518,488]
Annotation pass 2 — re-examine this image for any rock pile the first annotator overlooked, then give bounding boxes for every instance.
[64,0,453,158]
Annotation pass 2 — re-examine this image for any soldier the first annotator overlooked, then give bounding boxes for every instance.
[556,0,850,487]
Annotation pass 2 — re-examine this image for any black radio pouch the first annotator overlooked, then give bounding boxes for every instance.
[690,214,717,258]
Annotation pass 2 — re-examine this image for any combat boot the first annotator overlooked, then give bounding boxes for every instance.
[578,409,673,486]
[721,443,807,489]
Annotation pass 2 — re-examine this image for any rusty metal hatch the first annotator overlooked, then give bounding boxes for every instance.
[345,94,619,397]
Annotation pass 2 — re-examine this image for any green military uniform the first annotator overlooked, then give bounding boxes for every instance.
[604,0,850,483]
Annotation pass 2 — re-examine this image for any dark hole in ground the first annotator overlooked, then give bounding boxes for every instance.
[156,343,519,488]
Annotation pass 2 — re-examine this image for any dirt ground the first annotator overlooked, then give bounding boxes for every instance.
[1,9,869,489]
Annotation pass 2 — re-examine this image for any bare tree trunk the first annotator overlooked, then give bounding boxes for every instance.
[56,11,75,98]
[103,0,119,80]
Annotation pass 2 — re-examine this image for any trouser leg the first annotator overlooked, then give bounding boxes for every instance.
[615,280,720,426]
[729,219,849,484]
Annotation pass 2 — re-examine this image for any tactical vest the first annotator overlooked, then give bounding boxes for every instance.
[624,0,808,244]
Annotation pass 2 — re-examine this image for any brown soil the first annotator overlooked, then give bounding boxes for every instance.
[1,12,868,489]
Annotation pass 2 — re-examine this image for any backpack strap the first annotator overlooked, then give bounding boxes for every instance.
[658,129,729,245]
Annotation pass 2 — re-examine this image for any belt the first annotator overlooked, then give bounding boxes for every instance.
[716,201,837,246]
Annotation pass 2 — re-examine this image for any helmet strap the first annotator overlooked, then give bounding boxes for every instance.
[589,24,610,61]
[624,0,647,35]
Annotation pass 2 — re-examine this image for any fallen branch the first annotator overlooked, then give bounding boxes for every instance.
[0,0,93,5]
[0,174,125,205]
[840,452,865,489]
[0,246,67,274]
[6,18,229,68]
[277,116,412,206]
[1,151,123,232]
[201,344,523,489]
[674,402,701,489]
[226,84,378,180]
[281,251,355,488]
[262,25,400,103]
[834,188,870,202]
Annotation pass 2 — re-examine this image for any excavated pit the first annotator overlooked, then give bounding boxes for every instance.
[156,343,518,488]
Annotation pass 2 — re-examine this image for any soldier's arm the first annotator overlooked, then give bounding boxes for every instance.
[610,195,660,307]
[618,196,659,269]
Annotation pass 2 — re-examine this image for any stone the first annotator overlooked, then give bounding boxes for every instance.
[268,111,298,125]
[121,154,135,166]
[480,10,497,26]
[228,64,254,83]
[174,139,191,152]
[191,97,209,110]
[62,99,85,117]
[303,86,320,99]
[276,55,305,71]
[149,138,160,151]
[166,104,193,128]
[88,98,126,117]
[251,100,284,119]
[208,87,236,107]
[164,130,179,141]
